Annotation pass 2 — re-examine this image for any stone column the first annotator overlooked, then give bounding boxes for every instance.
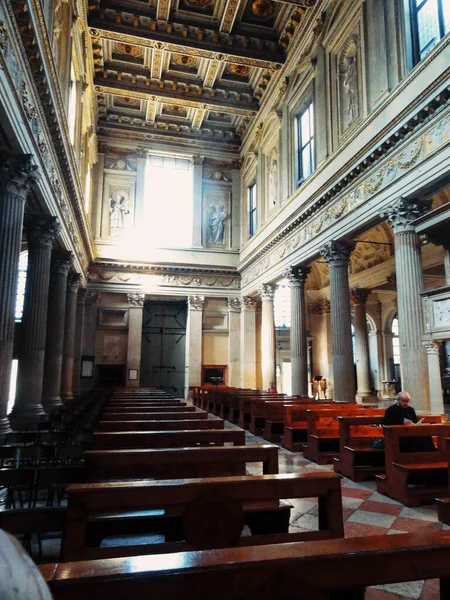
[351,288,375,402]
[0,157,38,435]
[72,288,86,397]
[126,293,145,387]
[227,298,241,387]
[60,273,81,404]
[185,295,204,391]
[241,297,258,389]
[423,341,444,414]
[81,291,101,392]
[320,241,356,403]
[192,157,204,248]
[284,265,310,396]
[11,217,60,428]
[42,251,73,411]
[258,284,276,391]
[381,197,430,410]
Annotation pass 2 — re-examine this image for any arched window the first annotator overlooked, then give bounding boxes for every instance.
[392,316,400,365]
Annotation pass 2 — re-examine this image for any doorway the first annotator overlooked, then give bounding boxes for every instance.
[140,301,187,396]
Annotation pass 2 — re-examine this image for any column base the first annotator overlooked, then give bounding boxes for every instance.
[9,404,46,430]
[60,393,74,406]
[356,393,379,405]
[42,395,64,413]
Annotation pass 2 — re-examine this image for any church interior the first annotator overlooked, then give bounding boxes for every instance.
[1,0,450,597]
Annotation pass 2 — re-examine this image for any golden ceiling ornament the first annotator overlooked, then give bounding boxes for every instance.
[183,0,213,7]
[251,0,274,18]
[173,54,195,66]
[227,64,249,77]
[117,43,141,56]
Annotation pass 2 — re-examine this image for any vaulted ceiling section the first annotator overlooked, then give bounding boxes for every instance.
[88,0,319,154]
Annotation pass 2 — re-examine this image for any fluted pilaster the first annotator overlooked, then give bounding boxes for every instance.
[126,293,145,388]
[351,288,374,401]
[42,251,73,411]
[11,216,60,428]
[228,298,241,387]
[258,283,276,391]
[240,296,258,389]
[72,288,86,397]
[60,273,81,403]
[284,265,310,396]
[320,240,356,403]
[423,341,444,414]
[186,295,204,389]
[381,197,430,409]
[0,156,38,435]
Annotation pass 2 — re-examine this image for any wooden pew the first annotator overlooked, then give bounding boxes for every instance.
[249,396,307,436]
[42,531,450,600]
[335,414,447,482]
[437,437,450,524]
[93,429,245,450]
[303,407,383,464]
[84,445,279,481]
[281,402,336,451]
[376,423,450,506]
[102,405,193,415]
[98,419,224,432]
[238,394,287,430]
[99,411,207,421]
[62,472,343,560]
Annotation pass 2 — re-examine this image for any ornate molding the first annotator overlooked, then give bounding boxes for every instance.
[161,274,240,289]
[27,216,61,249]
[127,292,145,307]
[188,295,205,310]
[0,155,39,200]
[258,283,276,301]
[320,240,354,268]
[283,265,311,286]
[227,297,242,312]
[380,196,431,235]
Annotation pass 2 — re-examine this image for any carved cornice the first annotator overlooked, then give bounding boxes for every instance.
[188,295,205,310]
[320,240,354,268]
[380,196,432,235]
[127,292,145,307]
[0,154,39,200]
[283,265,311,286]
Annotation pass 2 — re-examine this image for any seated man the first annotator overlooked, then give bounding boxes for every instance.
[384,391,435,452]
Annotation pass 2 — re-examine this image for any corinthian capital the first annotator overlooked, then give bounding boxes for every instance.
[67,273,82,294]
[51,249,73,277]
[188,295,204,310]
[227,297,242,312]
[258,283,276,301]
[423,340,440,355]
[85,290,101,306]
[380,196,431,235]
[242,296,258,310]
[0,154,39,200]
[127,292,145,307]
[320,240,355,268]
[283,265,311,287]
[27,216,61,249]
[350,288,371,304]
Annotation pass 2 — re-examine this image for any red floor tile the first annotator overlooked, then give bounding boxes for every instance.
[344,522,388,537]
[390,517,441,533]
[420,578,440,599]
[341,487,373,500]
[359,500,403,516]
[365,588,413,600]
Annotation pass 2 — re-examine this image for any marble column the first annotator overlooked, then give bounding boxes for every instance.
[351,288,375,402]
[72,288,86,397]
[42,251,73,410]
[126,293,145,387]
[60,273,81,403]
[11,217,60,428]
[227,298,241,387]
[0,156,38,435]
[320,241,356,403]
[423,341,444,414]
[381,197,430,410]
[240,297,258,389]
[186,295,204,391]
[258,284,276,391]
[284,265,310,396]
[81,291,101,392]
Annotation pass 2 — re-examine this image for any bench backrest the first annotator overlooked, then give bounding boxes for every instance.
[99,411,207,421]
[383,422,450,465]
[307,407,382,438]
[98,419,224,432]
[93,429,245,449]
[284,403,336,427]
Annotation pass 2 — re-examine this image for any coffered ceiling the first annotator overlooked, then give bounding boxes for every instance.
[87,0,320,155]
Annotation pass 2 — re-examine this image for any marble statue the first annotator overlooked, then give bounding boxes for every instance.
[342,54,358,124]
[208,205,227,244]
[109,191,129,236]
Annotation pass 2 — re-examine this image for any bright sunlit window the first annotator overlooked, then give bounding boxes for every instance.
[392,316,400,365]
[15,251,28,322]
[68,63,77,144]
[144,154,193,247]
[274,285,291,328]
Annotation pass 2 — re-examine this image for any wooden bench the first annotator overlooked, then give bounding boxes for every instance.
[335,414,446,482]
[249,396,307,436]
[262,399,327,443]
[281,402,336,451]
[376,423,450,506]
[102,405,193,415]
[303,407,382,464]
[93,429,245,450]
[238,394,287,430]
[84,445,278,481]
[43,531,450,600]
[99,411,207,421]
[98,418,224,432]
[62,472,343,560]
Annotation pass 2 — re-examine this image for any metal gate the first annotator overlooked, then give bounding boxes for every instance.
[140,301,187,396]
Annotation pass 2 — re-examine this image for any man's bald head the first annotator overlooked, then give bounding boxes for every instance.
[396,391,411,407]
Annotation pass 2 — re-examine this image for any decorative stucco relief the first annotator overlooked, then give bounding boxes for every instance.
[161,274,240,289]
[433,299,450,328]
[88,269,140,283]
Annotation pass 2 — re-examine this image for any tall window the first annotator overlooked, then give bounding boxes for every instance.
[248,182,257,238]
[296,102,315,187]
[409,0,449,63]
[68,63,78,144]
[15,251,28,322]
[144,154,193,248]
[392,317,400,365]
[274,285,291,328]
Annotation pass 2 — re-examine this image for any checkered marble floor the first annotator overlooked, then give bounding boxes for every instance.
[237,423,447,600]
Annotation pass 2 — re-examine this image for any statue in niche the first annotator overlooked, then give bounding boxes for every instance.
[268,151,277,207]
[109,190,129,236]
[208,204,227,245]
[341,52,359,126]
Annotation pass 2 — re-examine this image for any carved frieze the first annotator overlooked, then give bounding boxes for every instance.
[88,269,137,283]
[161,274,240,289]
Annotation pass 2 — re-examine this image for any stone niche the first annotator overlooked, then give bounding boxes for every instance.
[202,169,232,248]
[100,156,137,241]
